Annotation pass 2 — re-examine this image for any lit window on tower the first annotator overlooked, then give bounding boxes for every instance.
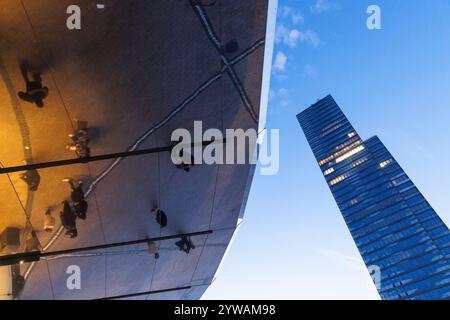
[351,157,368,168]
[335,145,365,163]
[329,173,351,186]
[380,159,394,168]
[319,140,363,166]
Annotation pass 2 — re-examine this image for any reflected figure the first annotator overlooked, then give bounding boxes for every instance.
[67,129,90,158]
[151,207,167,228]
[60,201,78,238]
[173,145,195,172]
[63,178,88,220]
[19,168,40,192]
[175,235,195,254]
[176,160,194,172]
[11,265,25,298]
[17,62,48,108]
[44,208,56,232]
[147,240,160,260]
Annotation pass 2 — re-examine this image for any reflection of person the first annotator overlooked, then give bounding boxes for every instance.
[174,147,195,172]
[44,208,56,232]
[73,200,88,220]
[147,241,160,259]
[63,178,88,220]
[11,265,25,298]
[64,179,85,202]
[175,236,195,254]
[60,201,77,238]
[152,207,167,228]
[19,169,41,192]
[17,63,48,108]
[67,130,90,158]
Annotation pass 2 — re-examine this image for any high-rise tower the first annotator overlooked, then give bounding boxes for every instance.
[297,95,450,300]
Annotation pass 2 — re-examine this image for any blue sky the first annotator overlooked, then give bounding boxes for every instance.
[204,0,450,299]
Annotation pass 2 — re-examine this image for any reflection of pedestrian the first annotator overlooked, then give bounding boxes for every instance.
[147,240,160,260]
[44,208,55,232]
[67,130,90,158]
[174,147,195,172]
[176,161,193,172]
[60,201,77,238]
[63,178,88,220]
[17,62,48,108]
[152,207,167,228]
[175,236,195,254]
[11,265,25,298]
[62,178,84,201]
[73,200,88,220]
[20,169,40,191]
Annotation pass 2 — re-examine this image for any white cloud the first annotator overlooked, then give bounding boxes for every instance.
[269,89,276,101]
[286,29,301,48]
[270,88,288,100]
[276,24,320,48]
[281,5,293,18]
[298,30,320,48]
[269,88,291,108]
[279,100,291,108]
[277,88,288,97]
[280,5,304,25]
[292,13,304,25]
[275,24,288,44]
[310,0,340,13]
[273,52,287,72]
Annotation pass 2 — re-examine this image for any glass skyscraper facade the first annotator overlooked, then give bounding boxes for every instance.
[297,95,450,300]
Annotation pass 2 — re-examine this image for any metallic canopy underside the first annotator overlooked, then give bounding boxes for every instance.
[0,0,269,299]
